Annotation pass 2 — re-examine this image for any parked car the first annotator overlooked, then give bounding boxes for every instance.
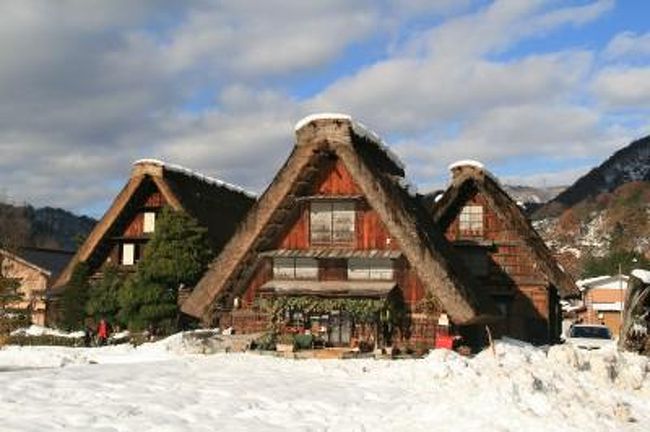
[565,324,615,350]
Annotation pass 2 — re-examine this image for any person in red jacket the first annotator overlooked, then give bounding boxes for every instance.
[97,318,110,346]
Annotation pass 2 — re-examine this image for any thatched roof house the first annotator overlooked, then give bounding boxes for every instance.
[425,160,578,343]
[52,160,255,292]
[182,115,498,337]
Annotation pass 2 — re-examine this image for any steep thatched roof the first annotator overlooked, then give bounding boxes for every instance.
[429,163,578,298]
[52,160,255,291]
[182,115,498,325]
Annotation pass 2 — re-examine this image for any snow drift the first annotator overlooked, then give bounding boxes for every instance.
[0,335,648,431]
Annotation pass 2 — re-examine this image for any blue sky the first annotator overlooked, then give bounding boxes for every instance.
[0,0,648,217]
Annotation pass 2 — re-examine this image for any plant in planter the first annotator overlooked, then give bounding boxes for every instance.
[294,333,314,350]
[276,333,296,353]
[252,332,277,351]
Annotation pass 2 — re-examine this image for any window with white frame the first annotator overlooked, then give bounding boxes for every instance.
[347,258,394,280]
[459,205,483,235]
[143,212,156,233]
[121,243,136,266]
[310,201,355,244]
[273,257,318,279]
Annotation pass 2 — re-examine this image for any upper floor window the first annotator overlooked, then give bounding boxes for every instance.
[348,258,394,280]
[310,201,355,245]
[459,205,483,236]
[143,212,156,234]
[273,257,318,280]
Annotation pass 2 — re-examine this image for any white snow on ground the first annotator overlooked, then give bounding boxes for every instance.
[0,336,649,432]
[10,325,84,339]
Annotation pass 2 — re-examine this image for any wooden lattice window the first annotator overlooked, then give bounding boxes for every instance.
[310,201,355,245]
[459,205,483,236]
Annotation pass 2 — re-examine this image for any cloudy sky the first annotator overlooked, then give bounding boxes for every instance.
[0,0,648,217]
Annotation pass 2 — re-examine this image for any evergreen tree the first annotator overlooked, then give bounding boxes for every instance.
[85,263,123,323]
[59,262,90,330]
[0,256,22,314]
[118,208,212,332]
[582,251,650,278]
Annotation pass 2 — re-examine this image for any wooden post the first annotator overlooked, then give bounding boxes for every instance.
[485,325,496,357]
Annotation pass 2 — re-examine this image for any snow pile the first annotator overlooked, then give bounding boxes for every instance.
[10,325,84,339]
[0,338,649,431]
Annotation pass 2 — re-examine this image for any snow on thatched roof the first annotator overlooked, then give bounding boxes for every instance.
[448,160,500,184]
[295,113,406,172]
[133,159,256,198]
[631,269,650,284]
[431,160,578,298]
[184,116,498,325]
[53,160,255,290]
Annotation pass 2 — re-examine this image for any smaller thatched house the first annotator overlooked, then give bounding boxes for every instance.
[427,161,578,344]
[182,114,499,350]
[50,160,256,323]
[1,247,73,325]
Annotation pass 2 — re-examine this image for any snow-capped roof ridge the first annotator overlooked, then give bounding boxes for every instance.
[448,159,485,171]
[448,159,500,184]
[632,269,650,284]
[294,113,352,131]
[133,158,256,198]
[351,120,406,172]
[294,113,407,172]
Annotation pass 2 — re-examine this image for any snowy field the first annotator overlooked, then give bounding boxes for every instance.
[1,334,649,432]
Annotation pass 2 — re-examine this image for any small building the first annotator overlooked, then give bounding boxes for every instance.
[182,115,500,350]
[577,274,629,336]
[0,247,74,325]
[50,159,256,323]
[427,160,578,345]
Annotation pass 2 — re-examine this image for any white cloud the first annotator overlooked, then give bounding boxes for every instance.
[592,67,650,108]
[603,31,650,60]
[309,51,592,132]
[0,0,645,216]
[500,166,591,188]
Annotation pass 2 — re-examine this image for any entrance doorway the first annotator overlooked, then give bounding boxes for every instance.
[327,310,352,346]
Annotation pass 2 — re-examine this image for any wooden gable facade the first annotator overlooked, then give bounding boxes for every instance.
[50,160,255,318]
[183,116,499,350]
[429,163,578,345]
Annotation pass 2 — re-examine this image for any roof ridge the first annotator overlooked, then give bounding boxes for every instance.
[133,159,256,198]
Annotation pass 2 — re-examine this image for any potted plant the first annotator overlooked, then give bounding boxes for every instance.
[275,333,295,353]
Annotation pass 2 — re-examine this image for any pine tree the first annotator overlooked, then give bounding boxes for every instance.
[0,256,22,314]
[118,208,212,332]
[85,263,122,323]
[59,262,90,330]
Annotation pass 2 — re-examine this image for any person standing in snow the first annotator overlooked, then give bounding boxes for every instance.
[97,318,110,346]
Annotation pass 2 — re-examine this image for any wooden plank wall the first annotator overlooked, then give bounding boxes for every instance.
[445,191,552,343]
[277,160,398,251]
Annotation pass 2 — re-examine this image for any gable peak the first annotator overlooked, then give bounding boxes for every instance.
[448,159,500,185]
